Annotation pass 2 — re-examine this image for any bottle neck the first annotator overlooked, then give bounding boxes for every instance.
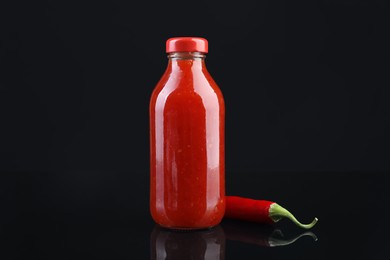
[167,52,206,71]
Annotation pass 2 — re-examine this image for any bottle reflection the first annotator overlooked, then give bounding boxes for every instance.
[150,225,226,260]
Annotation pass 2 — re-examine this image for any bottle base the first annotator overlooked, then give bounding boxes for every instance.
[156,224,218,232]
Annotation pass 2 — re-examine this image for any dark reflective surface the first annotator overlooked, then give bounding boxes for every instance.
[1,171,389,259]
[149,220,320,260]
[151,225,226,259]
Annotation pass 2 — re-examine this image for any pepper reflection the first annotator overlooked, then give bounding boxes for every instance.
[151,221,318,259]
[150,225,226,260]
[221,219,318,247]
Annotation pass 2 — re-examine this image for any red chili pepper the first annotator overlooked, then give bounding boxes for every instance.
[225,196,318,229]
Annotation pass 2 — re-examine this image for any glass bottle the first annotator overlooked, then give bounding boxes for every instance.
[149,37,225,229]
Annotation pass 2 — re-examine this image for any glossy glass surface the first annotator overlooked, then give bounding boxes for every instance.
[1,171,389,259]
[149,53,225,229]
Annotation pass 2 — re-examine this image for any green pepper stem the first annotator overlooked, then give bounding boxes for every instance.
[269,203,318,229]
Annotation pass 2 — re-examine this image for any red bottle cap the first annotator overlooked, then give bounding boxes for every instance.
[166,37,208,53]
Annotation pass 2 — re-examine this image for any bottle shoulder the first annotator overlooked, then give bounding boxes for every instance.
[152,69,223,98]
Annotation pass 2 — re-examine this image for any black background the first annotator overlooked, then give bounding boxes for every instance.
[1,1,390,259]
[1,0,389,172]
